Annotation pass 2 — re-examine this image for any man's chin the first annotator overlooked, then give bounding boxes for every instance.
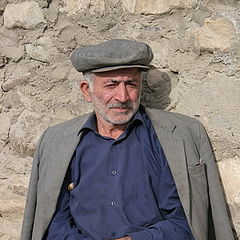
[104,114,133,125]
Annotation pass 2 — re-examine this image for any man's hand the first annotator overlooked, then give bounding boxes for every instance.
[113,236,131,240]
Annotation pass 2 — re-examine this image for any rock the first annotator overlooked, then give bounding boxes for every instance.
[121,0,137,13]
[0,56,8,68]
[218,156,240,201]
[0,29,19,46]
[0,29,24,61]
[51,63,71,82]
[0,0,8,13]
[49,109,76,126]
[0,169,29,240]
[121,0,197,14]
[148,40,170,68]
[2,75,29,92]
[0,113,11,144]
[45,0,59,23]
[8,109,76,156]
[35,0,50,8]
[3,1,45,29]
[2,62,30,92]
[0,69,4,86]
[60,0,105,15]
[203,0,239,8]
[141,69,172,109]
[173,73,240,159]
[1,94,24,118]
[25,36,58,63]
[9,110,47,156]
[218,156,240,236]
[193,17,238,52]
[2,46,25,62]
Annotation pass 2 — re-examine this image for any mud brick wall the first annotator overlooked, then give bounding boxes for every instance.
[0,0,239,239]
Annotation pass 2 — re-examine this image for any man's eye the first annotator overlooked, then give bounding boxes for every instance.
[127,83,137,87]
[105,84,116,88]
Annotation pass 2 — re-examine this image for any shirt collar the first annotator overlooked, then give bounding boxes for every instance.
[80,112,98,132]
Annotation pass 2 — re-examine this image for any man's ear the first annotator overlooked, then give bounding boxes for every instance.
[80,80,92,102]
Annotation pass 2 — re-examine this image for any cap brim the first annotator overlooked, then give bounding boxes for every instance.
[91,65,150,73]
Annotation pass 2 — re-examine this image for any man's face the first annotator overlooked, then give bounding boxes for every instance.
[87,68,142,125]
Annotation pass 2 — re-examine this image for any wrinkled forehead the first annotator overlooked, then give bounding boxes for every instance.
[93,67,142,80]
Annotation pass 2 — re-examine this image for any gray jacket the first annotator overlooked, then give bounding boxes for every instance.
[20,108,234,240]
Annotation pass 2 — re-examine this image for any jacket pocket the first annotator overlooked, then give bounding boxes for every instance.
[188,163,208,206]
[188,162,209,240]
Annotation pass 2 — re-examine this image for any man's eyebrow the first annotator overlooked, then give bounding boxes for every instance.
[104,79,138,83]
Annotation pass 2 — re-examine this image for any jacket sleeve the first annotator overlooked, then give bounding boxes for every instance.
[198,122,234,240]
[20,130,47,240]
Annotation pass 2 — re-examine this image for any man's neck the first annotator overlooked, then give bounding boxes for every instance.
[96,117,128,139]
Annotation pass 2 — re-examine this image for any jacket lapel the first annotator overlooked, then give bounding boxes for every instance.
[146,108,190,220]
[43,114,90,233]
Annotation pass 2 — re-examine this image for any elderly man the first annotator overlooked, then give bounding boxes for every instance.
[21,39,234,240]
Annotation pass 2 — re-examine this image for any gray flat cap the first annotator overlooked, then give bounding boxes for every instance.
[70,39,153,73]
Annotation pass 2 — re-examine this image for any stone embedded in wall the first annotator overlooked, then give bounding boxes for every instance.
[9,110,47,156]
[1,92,23,113]
[218,156,240,201]
[8,109,76,157]
[51,63,71,83]
[0,113,11,144]
[0,56,7,68]
[193,17,238,52]
[35,0,51,8]
[25,36,58,63]
[3,1,45,29]
[121,0,197,14]
[0,29,24,61]
[0,163,30,238]
[229,196,240,239]
[218,156,240,237]
[148,40,175,69]
[0,70,4,100]
[0,68,4,85]
[45,0,59,23]
[1,75,30,92]
[121,0,137,13]
[0,29,19,46]
[2,46,25,62]
[2,62,31,92]
[142,69,172,109]
[172,73,240,159]
[203,0,239,10]
[60,0,105,15]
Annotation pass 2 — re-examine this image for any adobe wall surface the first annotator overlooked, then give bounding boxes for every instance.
[0,0,239,239]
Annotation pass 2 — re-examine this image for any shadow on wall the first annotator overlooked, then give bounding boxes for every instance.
[141,68,172,110]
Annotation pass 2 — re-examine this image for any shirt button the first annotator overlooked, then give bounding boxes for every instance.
[110,201,116,206]
[111,170,117,175]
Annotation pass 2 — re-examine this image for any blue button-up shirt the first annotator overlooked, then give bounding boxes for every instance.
[45,107,194,240]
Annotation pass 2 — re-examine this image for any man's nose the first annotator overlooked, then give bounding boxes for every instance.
[115,83,130,102]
